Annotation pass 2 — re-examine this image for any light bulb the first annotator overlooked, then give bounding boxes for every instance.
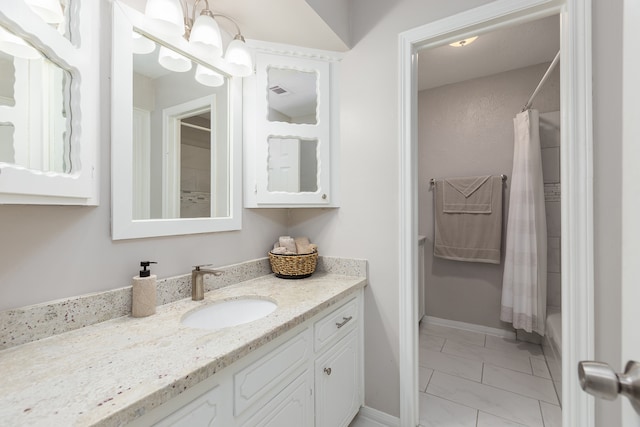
[158,46,192,72]
[144,0,185,37]
[449,36,478,47]
[224,38,253,77]
[0,27,40,59]
[195,64,224,87]
[189,13,222,59]
[132,32,156,55]
[24,0,64,24]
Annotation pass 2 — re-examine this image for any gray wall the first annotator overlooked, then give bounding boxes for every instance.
[417,63,560,330]
[0,0,289,312]
[289,0,496,417]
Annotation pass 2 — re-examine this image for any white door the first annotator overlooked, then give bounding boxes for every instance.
[620,0,640,424]
[581,1,640,423]
[267,137,300,193]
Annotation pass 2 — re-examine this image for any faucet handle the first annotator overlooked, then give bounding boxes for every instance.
[193,265,223,276]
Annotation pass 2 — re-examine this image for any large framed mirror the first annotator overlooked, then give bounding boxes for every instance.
[111,2,241,239]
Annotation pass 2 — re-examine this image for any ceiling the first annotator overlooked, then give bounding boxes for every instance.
[123,0,349,52]
[418,15,560,91]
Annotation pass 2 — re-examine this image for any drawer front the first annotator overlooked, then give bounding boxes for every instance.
[154,384,224,427]
[314,297,358,352]
[240,370,314,427]
[234,328,311,416]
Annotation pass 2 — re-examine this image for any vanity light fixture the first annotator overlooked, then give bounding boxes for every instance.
[144,0,253,77]
[24,0,64,24]
[449,36,478,47]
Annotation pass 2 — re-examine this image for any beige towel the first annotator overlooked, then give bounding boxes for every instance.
[434,175,503,264]
[294,237,311,253]
[278,236,297,253]
[442,175,492,213]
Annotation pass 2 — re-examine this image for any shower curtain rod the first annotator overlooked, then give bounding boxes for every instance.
[522,50,560,112]
[429,174,507,185]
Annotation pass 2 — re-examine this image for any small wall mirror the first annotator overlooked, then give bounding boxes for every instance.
[267,136,318,192]
[267,67,318,125]
[0,25,72,174]
[111,4,241,239]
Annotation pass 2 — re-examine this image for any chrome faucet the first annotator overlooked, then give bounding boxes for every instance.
[191,265,223,301]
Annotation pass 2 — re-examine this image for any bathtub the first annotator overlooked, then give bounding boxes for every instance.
[543,306,562,405]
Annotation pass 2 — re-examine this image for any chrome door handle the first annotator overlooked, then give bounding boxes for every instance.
[578,360,640,414]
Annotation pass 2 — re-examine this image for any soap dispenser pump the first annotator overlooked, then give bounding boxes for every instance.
[132,261,157,318]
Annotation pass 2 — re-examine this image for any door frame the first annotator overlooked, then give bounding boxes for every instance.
[621,0,640,424]
[398,0,594,426]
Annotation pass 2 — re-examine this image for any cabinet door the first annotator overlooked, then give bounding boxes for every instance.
[241,370,314,427]
[315,330,361,427]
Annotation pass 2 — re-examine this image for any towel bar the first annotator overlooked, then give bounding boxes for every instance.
[429,174,507,185]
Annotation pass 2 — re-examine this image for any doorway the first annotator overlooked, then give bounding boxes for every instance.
[398,1,594,426]
[416,15,561,425]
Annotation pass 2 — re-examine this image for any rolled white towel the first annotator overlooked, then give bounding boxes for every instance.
[271,246,288,255]
[279,236,297,253]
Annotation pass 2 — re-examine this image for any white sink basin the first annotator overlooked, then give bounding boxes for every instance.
[181,298,278,330]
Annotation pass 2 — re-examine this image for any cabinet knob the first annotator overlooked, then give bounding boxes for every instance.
[324,367,332,375]
[322,194,327,200]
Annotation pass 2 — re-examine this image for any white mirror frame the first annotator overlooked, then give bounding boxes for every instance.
[111,2,242,240]
[0,1,99,205]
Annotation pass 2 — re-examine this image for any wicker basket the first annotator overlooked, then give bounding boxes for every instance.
[268,250,318,279]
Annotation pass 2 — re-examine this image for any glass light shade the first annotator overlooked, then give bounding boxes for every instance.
[195,64,224,87]
[24,0,64,24]
[144,0,185,37]
[224,39,253,77]
[0,27,41,59]
[189,14,222,58]
[132,32,156,55]
[158,46,192,72]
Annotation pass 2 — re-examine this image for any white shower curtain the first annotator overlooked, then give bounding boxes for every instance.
[500,109,547,335]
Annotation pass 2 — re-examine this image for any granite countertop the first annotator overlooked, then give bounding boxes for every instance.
[0,272,366,426]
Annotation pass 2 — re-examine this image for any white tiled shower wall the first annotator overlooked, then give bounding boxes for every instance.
[540,111,561,309]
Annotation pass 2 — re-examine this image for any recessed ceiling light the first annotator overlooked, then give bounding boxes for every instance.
[449,36,478,47]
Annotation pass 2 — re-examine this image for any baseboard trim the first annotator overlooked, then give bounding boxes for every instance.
[423,315,516,339]
[353,406,400,427]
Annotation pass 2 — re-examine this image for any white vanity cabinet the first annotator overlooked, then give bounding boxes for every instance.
[243,41,342,208]
[129,290,363,427]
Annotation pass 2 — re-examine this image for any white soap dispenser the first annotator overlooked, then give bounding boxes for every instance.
[132,261,157,318]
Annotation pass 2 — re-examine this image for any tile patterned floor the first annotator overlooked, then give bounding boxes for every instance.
[418,322,562,427]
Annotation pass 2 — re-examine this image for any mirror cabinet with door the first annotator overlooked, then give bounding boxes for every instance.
[111,2,242,239]
[244,42,342,207]
[0,1,99,204]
